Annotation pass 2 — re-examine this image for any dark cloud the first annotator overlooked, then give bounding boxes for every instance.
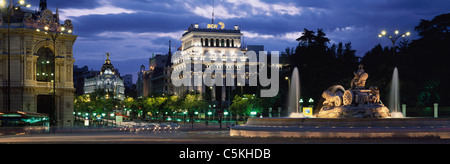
[39,0,100,9]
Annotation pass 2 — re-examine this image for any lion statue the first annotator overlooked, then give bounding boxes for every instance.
[322,91,342,107]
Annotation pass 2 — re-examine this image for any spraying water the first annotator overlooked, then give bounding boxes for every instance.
[288,68,302,117]
[389,67,403,118]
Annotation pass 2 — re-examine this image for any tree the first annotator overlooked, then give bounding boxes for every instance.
[291,28,358,112]
[123,97,135,109]
[405,13,450,106]
[182,93,207,129]
[230,95,247,118]
[361,44,394,104]
[144,97,167,121]
[296,28,316,46]
[359,13,450,107]
[74,95,91,113]
[165,95,181,114]
[229,94,265,118]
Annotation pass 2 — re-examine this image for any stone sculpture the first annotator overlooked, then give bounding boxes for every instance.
[351,65,368,89]
[316,65,391,118]
[322,91,342,107]
[64,19,73,29]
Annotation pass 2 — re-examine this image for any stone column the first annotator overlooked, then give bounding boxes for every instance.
[269,107,272,118]
[434,103,438,118]
[402,104,406,117]
[58,90,74,127]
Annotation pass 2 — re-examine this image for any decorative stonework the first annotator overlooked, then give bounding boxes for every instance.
[316,65,391,118]
[0,6,77,127]
[26,61,32,80]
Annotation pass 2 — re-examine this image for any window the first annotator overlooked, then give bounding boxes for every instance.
[36,47,55,82]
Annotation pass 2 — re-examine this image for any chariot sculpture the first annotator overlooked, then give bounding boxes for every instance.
[316,65,390,118]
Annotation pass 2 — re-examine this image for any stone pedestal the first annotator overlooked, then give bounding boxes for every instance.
[316,104,391,118]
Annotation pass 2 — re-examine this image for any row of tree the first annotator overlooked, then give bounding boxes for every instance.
[74,89,271,123]
[75,90,206,120]
[284,28,360,113]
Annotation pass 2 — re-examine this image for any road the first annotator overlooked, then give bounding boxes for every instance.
[1,130,450,144]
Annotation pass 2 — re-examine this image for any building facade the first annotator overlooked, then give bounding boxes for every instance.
[172,23,251,109]
[84,53,125,100]
[122,74,133,89]
[138,41,174,97]
[136,65,146,98]
[73,65,100,95]
[0,1,77,126]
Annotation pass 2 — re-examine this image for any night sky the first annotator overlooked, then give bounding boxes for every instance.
[33,0,449,83]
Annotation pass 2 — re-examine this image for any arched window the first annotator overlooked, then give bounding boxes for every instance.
[226,39,230,47]
[221,39,225,47]
[211,39,214,46]
[201,38,203,46]
[231,40,234,47]
[36,47,55,82]
[205,38,209,47]
[216,39,220,47]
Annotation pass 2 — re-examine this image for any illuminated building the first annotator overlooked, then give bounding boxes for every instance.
[140,41,173,97]
[83,53,125,100]
[0,0,77,126]
[173,22,251,109]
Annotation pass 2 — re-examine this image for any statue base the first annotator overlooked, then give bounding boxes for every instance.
[316,104,391,118]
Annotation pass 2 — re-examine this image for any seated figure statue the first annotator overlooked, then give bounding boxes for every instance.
[351,65,369,89]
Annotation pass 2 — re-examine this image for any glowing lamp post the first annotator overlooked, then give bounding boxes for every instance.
[378,30,411,66]
[36,19,72,125]
[308,98,314,109]
[208,111,212,121]
[378,30,411,48]
[0,0,31,112]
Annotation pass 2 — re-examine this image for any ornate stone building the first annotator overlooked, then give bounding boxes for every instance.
[172,23,246,109]
[84,53,125,101]
[0,1,77,126]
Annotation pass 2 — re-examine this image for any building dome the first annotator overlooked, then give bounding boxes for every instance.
[101,53,116,74]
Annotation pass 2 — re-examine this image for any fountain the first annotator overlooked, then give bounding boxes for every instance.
[287,68,304,118]
[230,65,450,138]
[389,67,403,118]
[315,65,391,118]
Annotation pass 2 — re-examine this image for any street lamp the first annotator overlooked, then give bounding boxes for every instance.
[378,30,411,66]
[378,30,411,47]
[36,23,68,125]
[0,0,31,112]
[308,98,314,103]
[207,111,212,121]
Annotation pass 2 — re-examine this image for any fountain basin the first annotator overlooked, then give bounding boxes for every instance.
[316,105,391,118]
[230,117,450,138]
